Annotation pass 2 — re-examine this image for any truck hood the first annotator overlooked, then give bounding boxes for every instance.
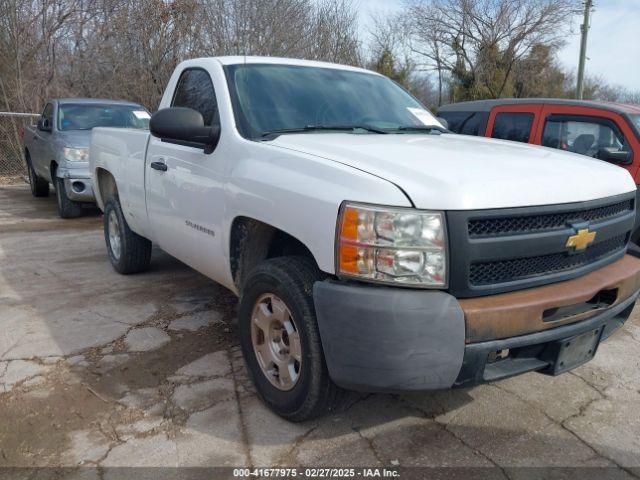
[270,133,637,210]
[55,130,91,148]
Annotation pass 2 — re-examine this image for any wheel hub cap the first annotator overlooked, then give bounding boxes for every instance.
[108,211,122,260]
[251,293,301,391]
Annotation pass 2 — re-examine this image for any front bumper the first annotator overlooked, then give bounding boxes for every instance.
[56,165,95,202]
[313,255,640,393]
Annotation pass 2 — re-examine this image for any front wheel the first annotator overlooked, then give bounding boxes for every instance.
[238,256,344,422]
[103,197,152,274]
[55,177,83,218]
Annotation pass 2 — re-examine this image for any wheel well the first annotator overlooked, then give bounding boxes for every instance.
[95,168,118,204]
[230,217,317,290]
[50,161,58,182]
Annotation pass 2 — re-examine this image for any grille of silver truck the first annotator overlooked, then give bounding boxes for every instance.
[446,192,636,298]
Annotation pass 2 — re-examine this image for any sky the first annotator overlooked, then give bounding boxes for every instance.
[354,0,640,91]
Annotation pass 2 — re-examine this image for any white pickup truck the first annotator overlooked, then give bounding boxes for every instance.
[90,56,640,421]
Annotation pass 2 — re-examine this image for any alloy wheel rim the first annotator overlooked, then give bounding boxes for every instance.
[250,293,302,391]
[108,210,122,260]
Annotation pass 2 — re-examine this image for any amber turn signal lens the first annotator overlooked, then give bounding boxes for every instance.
[341,207,359,241]
[338,244,359,273]
[339,207,361,274]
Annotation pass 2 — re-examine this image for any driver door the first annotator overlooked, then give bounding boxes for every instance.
[30,103,54,179]
[145,68,227,278]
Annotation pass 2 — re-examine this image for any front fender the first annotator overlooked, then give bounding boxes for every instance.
[225,142,412,275]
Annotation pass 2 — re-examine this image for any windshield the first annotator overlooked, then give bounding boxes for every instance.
[57,104,150,131]
[630,114,640,132]
[224,64,443,139]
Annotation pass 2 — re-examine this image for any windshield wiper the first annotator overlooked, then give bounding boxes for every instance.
[261,124,388,139]
[391,125,447,134]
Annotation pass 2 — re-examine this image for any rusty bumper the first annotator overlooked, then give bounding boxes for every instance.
[459,255,640,343]
[313,255,640,393]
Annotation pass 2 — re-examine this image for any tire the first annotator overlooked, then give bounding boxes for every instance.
[238,256,345,422]
[26,153,49,197]
[55,176,83,218]
[103,197,152,274]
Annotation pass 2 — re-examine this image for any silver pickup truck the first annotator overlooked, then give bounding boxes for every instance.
[23,98,150,218]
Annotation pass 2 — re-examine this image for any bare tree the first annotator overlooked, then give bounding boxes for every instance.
[0,0,362,176]
[0,0,81,175]
[403,0,576,102]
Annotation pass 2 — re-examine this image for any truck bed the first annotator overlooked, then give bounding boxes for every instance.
[90,127,151,237]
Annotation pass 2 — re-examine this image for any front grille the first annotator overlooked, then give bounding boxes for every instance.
[468,199,633,238]
[469,234,627,286]
[446,193,636,297]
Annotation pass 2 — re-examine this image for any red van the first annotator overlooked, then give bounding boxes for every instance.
[438,98,640,240]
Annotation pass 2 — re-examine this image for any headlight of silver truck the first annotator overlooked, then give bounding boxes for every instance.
[336,202,447,287]
[62,147,89,162]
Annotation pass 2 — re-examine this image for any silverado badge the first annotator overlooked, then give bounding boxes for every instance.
[566,228,596,251]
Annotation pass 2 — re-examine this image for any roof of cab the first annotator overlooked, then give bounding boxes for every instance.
[185,56,378,75]
[55,98,143,107]
[439,98,640,115]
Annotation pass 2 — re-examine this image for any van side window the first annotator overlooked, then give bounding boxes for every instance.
[438,111,488,135]
[171,69,220,127]
[542,115,631,161]
[491,112,534,143]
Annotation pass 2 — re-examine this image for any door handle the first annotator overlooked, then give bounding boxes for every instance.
[150,161,167,172]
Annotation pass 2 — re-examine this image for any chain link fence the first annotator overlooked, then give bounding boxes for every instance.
[0,113,40,183]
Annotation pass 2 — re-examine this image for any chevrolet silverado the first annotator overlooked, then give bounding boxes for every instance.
[89,57,640,421]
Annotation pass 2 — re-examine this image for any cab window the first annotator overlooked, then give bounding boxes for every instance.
[491,112,534,143]
[171,68,220,127]
[541,115,631,161]
[42,103,54,128]
[438,111,488,136]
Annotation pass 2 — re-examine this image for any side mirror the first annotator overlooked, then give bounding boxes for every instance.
[38,118,51,132]
[150,107,220,154]
[598,147,632,166]
[436,116,449,130]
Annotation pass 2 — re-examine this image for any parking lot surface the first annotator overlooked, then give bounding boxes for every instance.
[1,184,639,479]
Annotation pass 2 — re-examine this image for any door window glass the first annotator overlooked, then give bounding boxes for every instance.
[491,112,534,143]
[541,116,630,160]
[42,103,54,127]
[171,69,219,127]
[438,111,488,135]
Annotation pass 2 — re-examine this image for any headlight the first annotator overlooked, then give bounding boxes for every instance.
[337,202,447,287]
[62,147,89,162]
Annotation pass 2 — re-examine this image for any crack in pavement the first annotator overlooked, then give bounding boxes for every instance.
[228,348,254,468]
[0,335,25,361]
[491,383,640,479]
[276,424,319,466]
[352,426,385,466]
[568,370,609,396]
[399,396,512,479]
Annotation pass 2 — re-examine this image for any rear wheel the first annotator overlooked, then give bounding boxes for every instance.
[55,176,83,218]
[238,256,344,422]
[103,197,152,274]
[26,153,49,197]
